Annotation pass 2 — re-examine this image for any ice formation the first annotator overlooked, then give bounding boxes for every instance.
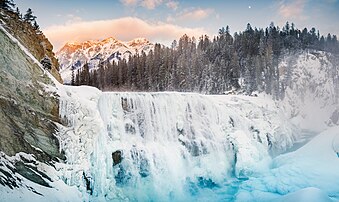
[58,89,303,201]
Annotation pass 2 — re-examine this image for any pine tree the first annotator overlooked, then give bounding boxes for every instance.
[15,7,22,19]
[71,66,75,86]
[40,56,52,71]
[0,0,15,11]
[76,69,80,86]
[23,8,36,23]
[80,63,90,85]
[33,21,39,30]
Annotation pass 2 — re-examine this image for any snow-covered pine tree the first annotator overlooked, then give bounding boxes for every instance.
[23,8,36,23]
[0,0,15,11]
[40,56,52,71]
[71,66,75,86]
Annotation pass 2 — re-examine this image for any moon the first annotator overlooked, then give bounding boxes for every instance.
[249,6,251,9]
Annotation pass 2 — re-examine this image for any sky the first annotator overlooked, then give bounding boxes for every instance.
[14,0,339,51]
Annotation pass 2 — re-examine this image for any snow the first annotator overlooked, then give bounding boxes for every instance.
[0,178,82,202]
[280,51,338,132]
[0,152,83,202]
[277,187,334,202]
[235,126,339,201]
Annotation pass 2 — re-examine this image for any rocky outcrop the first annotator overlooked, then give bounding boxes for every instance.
[0,26,62,161]
[0,10,62,83]
[112,150,122,166]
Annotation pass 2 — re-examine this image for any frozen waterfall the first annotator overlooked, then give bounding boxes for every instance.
[58,88,296,201]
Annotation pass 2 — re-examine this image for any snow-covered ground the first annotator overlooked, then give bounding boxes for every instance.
[236,125,339,202]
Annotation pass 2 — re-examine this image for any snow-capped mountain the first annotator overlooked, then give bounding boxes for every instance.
[56,37,154,83]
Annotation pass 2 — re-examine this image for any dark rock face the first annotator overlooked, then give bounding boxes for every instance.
[15,161,51,187]
[112,150,122,166]
[0,156,19,189]
[0,152,52,194]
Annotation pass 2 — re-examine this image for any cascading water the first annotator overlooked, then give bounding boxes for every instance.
[58,89,295,201]
[94,93,236,201]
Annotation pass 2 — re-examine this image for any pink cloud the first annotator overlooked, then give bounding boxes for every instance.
[120,0,138,6]
[166,1,179,10]
[278,0,308,21]
[141,0,163,9]
[179,8,214,21]
[43,17,208,51]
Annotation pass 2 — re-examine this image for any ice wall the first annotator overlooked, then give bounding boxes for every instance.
[58,89,296,201]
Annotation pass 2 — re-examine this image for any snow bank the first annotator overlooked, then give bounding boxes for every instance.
[235,126,339,201]
[0,152,82,202]
[277,187,333,202]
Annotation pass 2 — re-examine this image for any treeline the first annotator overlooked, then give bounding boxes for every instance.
[73,22,339,98]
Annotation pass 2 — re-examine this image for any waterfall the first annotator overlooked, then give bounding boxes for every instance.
[58,89,295,201]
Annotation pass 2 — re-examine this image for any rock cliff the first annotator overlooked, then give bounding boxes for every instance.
[0,10,62,83]
[0,10,64,191]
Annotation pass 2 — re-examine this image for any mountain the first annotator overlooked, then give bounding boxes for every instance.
[56,37,154,83]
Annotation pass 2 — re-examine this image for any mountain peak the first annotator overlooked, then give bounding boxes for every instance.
[57,37,154,83]
[65,41,81,46]
[101,36,119,44]
[128,37,151,47]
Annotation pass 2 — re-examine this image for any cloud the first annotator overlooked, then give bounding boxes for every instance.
[43,17,208,51]
[120,0,138,6]
[65,14,82,24]
[166,8,215,23]
[120,0,164,9]
[179,8,214,21]
[278,0,308,21]
[166,1,179,10]
[142,0,163,9]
